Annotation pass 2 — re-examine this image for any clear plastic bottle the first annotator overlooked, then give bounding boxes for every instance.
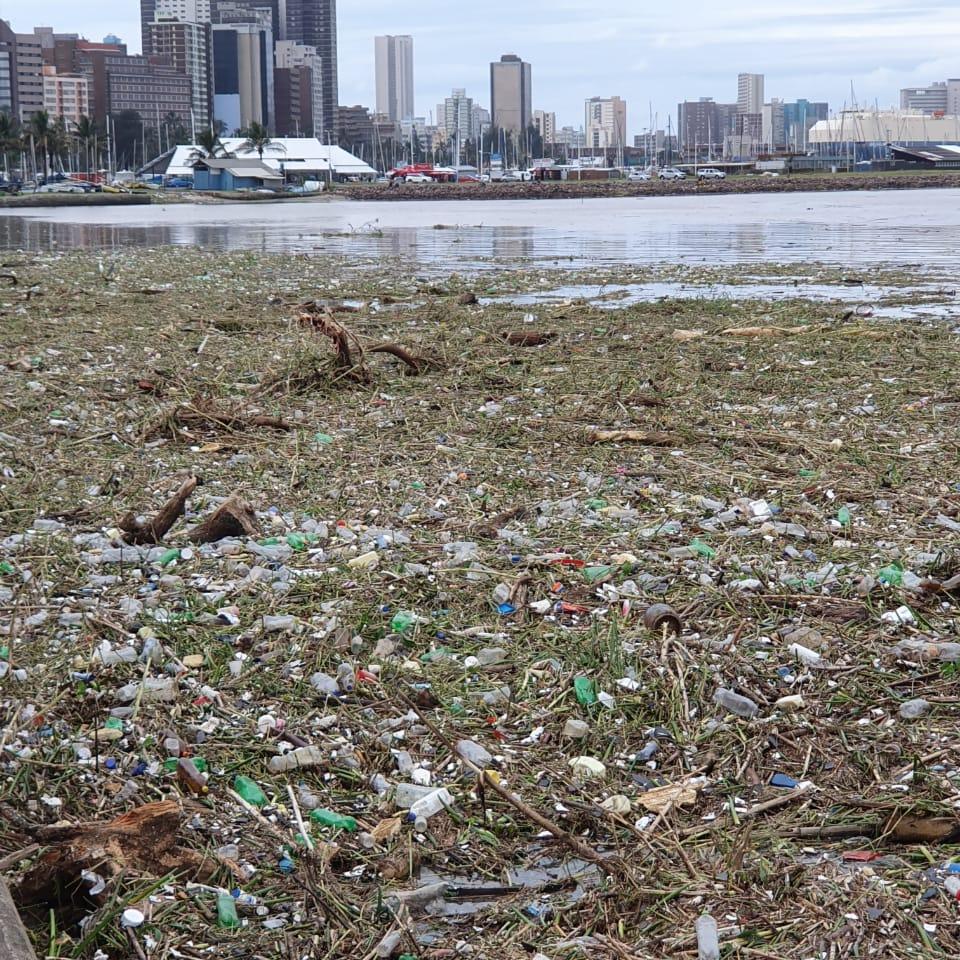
[714,688,759,718]
[407,787,453,821]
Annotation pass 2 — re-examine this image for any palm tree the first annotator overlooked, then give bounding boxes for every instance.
[73,115,98,174]
[0,111,19,180]
[189,126,228,163]
[237,121,284,161]
[28,110,51,180]
[47,118,69,174]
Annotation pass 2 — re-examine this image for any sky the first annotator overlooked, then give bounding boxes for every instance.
[5,0,960,133]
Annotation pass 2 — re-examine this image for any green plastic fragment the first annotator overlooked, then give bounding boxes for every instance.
[573,676,597,706]
[105,716,124,730]
[0,561,14,575]
[158,548,180,567]
[689,539,717,559]
[314,432,333,445]
[837,506,852,527]
[164,756,208,773]
[798,468,817,479]
[879,563,903,586]
[233,775,268,807]
[583,565,614,583]
[391,611,417,633]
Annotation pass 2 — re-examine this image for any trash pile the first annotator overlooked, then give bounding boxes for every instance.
[1,248,959,958]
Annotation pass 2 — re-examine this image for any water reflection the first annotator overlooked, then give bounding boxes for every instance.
[0,192,955,272]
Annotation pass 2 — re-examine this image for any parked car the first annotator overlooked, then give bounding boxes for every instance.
[658,167,687,180]
[627,169,651,181]
[165,177,193,189]
[697,167,726,180]
[0,180,21,195]
[403,173,433,183]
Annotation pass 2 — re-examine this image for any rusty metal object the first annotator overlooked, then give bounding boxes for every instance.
[643,603,682,635]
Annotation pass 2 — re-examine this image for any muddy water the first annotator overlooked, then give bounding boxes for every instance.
[1,189,958,272]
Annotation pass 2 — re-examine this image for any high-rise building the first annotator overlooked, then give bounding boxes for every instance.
[438,87,473,139]
[900,82,948,114]
[156,0,212,21]
[737,73,763,115]
[471,103,489,139]
[782,99,828,151]
[948,80,960,116]
[102,53,193,123]
[374,34,413,122]
[14,31,44,121]
[211,22,273,133]
[761,99,785,151]
[490,53,531,132]
[275,39,322,136]
[286,0,337,138]
[0,20,16,117]
[585,96,626,149]
[532,109,555,143]
[42,65,89,125]
[148,18,211,129]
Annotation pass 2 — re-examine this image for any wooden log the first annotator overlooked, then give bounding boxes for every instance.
[187,495,259,544]
[0,878,38,960]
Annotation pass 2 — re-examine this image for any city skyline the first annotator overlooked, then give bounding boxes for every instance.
[4,0,960,134]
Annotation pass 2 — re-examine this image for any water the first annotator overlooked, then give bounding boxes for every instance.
[1,189,959,272]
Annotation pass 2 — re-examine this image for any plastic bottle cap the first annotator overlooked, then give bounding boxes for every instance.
[121,908,145,927]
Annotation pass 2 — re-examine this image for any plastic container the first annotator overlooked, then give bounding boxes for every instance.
[573,677,597,706]
[217,893,240,928]
[643,603,682,635]
[176,758,208,795]
[407,787,453,821]
[696,913,720,960]
[267,746,325,773]
[714,688,759,719]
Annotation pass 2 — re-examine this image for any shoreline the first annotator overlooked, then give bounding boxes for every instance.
[341,170,960,201]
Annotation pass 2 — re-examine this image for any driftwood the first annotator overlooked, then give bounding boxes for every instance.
[0,879,37,960]
[119,476,198,545]
[15,801,212,908]
[142,400,292,441]
[503,331,556,347]
[588,429,678,446]
[297,302,438,379]
[187,495,259,543]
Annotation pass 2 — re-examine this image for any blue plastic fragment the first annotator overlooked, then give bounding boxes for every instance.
[497,602,517,616]
[771,773,798,789]
[946,863,960,875]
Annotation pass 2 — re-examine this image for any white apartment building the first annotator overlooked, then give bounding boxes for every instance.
[585,96,626,149]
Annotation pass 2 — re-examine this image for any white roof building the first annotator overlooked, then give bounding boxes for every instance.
[809,111,960,145]
[165,138,377,180]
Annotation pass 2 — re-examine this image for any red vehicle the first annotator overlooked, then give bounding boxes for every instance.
[387,164,456,183]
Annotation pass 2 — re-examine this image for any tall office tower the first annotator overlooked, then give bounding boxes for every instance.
[374,34,413,122]
[149,17,212,129]
[285,0,337,137]
[737,73,763,115]
[211,21,273,133]
[490,53,531,132]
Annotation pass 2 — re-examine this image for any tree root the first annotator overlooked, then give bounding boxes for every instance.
[187,495,259,543]
[119,476,198,545]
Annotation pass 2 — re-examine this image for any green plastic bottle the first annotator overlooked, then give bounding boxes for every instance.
[574,677,597,706]
[216,893,240,928]
[879,563,903,586]
[309,808,358,832]
[158,548,180,567]
[233,775,267,807]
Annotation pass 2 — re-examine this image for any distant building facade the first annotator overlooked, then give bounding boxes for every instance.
[490,53,531,132]
[532,109,556,143]
[782,99,828,151]
[677,98,736,155]
[585,96,626,149]
[0,20,16,116]
[41,64,89,125]
[374,34,413,122]
[275,39,322,137]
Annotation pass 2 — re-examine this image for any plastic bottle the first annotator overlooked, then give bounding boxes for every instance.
[309,808,358,832]
[696,913,720,960]
[233,775,267,807]
[394,782,437,808]
[336,662,356,693]
[176,758,208,795]
[408,787,453,821]
[267,746,325,773]
[456,739,493,768]
[714,688,759,719]
[217,893,240,928]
